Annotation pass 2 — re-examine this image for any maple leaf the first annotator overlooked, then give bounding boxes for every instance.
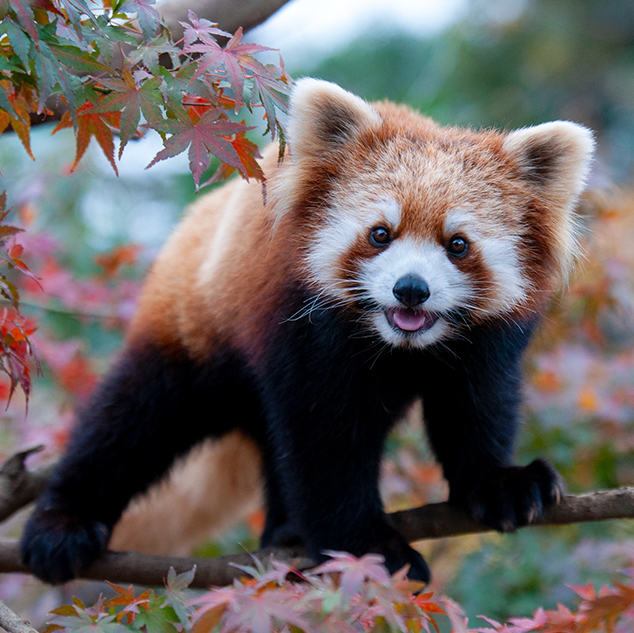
[120,0,161,41]
[53,101,121,175]
[5,19,32,70]
[47,43,112,74]
[0,90,33,158]
[91,71,163,157]
[221,590,308,633]
[94,243,140,278]
[190,585,235,622]
[250,65,290,138]
[163,566,196,628]
[157,64,202,109]
[203,127,264,186]
[147,109,249,189]
[47,601,127,633]
[8,0,38,41]
[132,594,181,633]
[179,10,231,47]
[126,32,181,71]
[576,587,634,633]
[313,551,391,597]
[0,242,40,288]
[55,0,98,34]
[105,582,151,624]
[187,27,273,105]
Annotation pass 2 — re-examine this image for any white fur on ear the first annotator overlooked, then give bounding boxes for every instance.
[288,78,381,160]
[503,121,595,204]
[504,121,595,282]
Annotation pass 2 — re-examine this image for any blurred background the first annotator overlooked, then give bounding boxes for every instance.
[1,0,634,625]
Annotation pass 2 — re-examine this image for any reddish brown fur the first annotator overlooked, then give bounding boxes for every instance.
[112,82,592,555]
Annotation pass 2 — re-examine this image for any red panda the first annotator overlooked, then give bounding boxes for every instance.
[21,79,594,584]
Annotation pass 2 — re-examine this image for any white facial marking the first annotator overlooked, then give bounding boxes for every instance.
[305,202,532,350]
[379,198,401,228]
[477,236,531,311]
[305,198,402,299]
[359,238,473,348]
[444,209,530,313]
[444,210,480,239]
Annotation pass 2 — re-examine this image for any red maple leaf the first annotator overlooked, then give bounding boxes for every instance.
[53,102,122,175]
[147,109,249,189]
[203,128,264,186]
[179,10,231,47]
[187,27,274,105]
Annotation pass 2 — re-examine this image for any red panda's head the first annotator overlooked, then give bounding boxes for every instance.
[271,79,594,349]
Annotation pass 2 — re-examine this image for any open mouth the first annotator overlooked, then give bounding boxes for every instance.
[386,308,439,333]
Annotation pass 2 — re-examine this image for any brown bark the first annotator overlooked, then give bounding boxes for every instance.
[0,600,38,633]
[159,0,293,43]
[2,487,634,588]
[0,447,56,523]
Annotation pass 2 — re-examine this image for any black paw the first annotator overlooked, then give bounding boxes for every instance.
[21,508,110,584]
[380,538,430,583]
[366,526,431,583]
[450,459,565,532]
[261,521,304,548]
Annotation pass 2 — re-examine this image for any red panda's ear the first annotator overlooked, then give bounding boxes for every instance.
[504,122,595,283]
[288,79,381,160]
[503,121,595,210]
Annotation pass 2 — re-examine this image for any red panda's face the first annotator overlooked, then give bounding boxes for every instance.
[303,148,532,348]
[274,80,594,349]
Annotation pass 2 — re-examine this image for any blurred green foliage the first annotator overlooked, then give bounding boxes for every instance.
[302,0,634,180]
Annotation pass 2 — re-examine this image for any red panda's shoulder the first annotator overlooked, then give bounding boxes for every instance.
[126,145,299,358]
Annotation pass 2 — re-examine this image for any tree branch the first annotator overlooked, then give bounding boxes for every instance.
[0,447,56,523]
[1,487,633,588]
[0,600,39,633]
[159,0,293,44]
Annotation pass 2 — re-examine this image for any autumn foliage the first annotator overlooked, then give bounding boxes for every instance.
[43,554,466,633]
[41,553,634,633]
[0,0,290,189]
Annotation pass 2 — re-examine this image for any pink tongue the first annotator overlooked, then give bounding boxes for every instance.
[392,309,428,331]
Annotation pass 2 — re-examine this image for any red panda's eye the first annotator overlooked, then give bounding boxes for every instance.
[370,226,391,246]
[447,235,469,256]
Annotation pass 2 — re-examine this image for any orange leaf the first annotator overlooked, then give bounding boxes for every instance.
[54,102,121,175]
[192,604,227,633]
[578,387,598,412]
[94,244,140,278]
[5,92,34,160]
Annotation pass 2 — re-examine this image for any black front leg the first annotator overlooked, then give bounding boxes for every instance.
[420,319,564,532]
[21,343,242,584]
[263,397,430,581]
[259,312,429,582]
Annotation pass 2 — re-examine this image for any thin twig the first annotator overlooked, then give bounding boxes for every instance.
[15,298,120,321]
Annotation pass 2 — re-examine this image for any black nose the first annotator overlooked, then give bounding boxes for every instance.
[393,274,430,307]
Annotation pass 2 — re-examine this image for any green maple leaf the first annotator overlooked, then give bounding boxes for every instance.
[163,566,196,629]
[7,0,38,41]
[120,0,161,42]
[157,64,202,109]
[91,71,164,157]
[126,33,180,72]
[129,594,180,633]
